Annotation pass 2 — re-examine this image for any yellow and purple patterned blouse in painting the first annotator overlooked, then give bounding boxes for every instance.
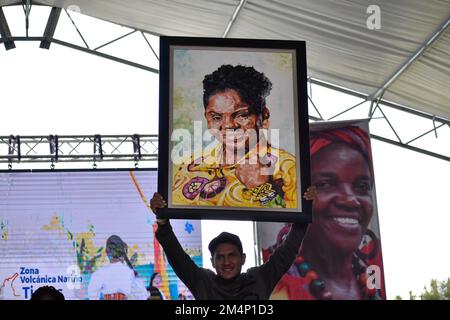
[172,144,297,209]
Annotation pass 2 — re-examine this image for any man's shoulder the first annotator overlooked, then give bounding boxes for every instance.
[193,268,217,282]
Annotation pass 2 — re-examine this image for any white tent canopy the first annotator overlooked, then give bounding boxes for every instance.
[1,0,449,120]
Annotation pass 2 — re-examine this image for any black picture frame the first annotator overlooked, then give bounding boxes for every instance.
[158,36,311,222]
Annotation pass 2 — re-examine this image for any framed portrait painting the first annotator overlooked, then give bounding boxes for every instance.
[157,36,311,222]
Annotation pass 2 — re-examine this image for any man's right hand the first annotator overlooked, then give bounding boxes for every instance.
[150,192,167,214]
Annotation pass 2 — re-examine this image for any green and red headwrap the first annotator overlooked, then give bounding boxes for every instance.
[310,125,373,177]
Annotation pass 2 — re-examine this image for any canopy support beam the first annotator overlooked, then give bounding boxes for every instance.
[222,0,247,38]
[40,7,61,49]
[369,16,450,101]
[1,36,159,73]
[21,0,31,37]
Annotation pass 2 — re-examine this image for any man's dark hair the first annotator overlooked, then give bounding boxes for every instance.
[203,64,273,115]
[208,231,243,256]
[30,286,65,300]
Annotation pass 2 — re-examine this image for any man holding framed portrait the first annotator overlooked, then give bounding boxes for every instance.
[152,36,315,300]
[149,187,316,300]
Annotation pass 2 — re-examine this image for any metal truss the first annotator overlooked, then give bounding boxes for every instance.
[308,78,449,162]
[0,134,158,166]
[0,3,159,73]
[1,3,448,163]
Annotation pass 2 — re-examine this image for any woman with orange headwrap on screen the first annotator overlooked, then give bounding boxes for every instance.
[264,125,386,300]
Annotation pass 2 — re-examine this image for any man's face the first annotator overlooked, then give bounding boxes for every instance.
[211,243,246,280]
[205,89,268,152]
[310,143,373,253]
